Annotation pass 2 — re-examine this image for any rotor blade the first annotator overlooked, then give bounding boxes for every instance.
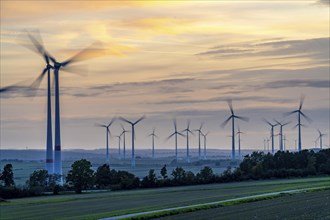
[95,123,107,127]
[187,119,191,130]
[235,115,249,122]
[282,121,291,126]
[121,124,125,131]
[173,118,177,132]
[134,115,146,125]
[119,117,133,125]
[199,122,204,130]
[299,94,306,110]
[274,119,281,125]
[61,64,89,77]
[177,132,185,137]
[108,117,116,127]
[300,111,312,123]
[61,41,104,67]
[188,129,194,135]
[221,116,232,128]
[262,118,272,126]
[283,110,298,117]
[227,99,234,115]
[108,128,112,138]
[165,133,175,141]
[30,68,48,90]
[318,129,321,135]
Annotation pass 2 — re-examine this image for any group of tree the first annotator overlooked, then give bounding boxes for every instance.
[1,149,329,198]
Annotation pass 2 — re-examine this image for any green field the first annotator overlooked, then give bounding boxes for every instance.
[156,189,330,220]
[1,177,329,220]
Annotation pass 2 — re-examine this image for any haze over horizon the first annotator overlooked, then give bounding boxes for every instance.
[1,1,329,152]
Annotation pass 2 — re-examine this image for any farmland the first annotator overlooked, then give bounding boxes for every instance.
[1,176,329,220]
[156,189,330,220]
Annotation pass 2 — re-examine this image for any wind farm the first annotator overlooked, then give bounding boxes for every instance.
[0,1,329,220]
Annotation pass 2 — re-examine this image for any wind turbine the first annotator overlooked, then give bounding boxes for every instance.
[236,125,245,160]
[194,122,204,160]
[148,128,159,159]
[201,131,209,160]
[221,100,249,161]
[181,120,194,163]
[283,135,288,151]
[263,138,267,152]
[316,129,326,149]
[120,125,129,160]
[274,119,290,151]
[267,138,270,152]
[1,32,54,174]
[96,118,116,164]
[120,116,145,167]
[166,118,184,161]
[286,95,312,151]
[116,133,122,160]
[263,119,278,154]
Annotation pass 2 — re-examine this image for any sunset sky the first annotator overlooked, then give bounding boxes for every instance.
[1,1,329,152]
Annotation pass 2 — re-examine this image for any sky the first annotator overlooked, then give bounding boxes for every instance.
[1,1,329,152]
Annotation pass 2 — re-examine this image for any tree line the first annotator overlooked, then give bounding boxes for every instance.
[1,149,329,198]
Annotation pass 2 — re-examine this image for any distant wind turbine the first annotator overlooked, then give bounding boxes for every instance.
[121,125,129,160]
[316,129,326,149]
[263,119,278,154]
[221,100,249,160]
[283,135,288,151]
[194,122,204,160]
[120,116,146,167]
[166,118,184,161]
[116,133,122,160]
[201,131,209,160]
[263,138,267,152]
[274,119,290,151]
[96,118,116,164]
[267,138,270,152]
[148,128,159,159]
[181,120,194,163]
[236,125,245,160]
[285,95,312,151]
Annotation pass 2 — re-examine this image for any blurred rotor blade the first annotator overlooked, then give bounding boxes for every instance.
[61,64,89,77]
[199,122,204,130]
[178,132,185,137]
[300,111,312,123]
[283,121,291,126]
[134,115,146,125]
[221,116,232,128]
[121,124,125,131]
[187,119,191,130]
[227,99,233,115]
[119,117,132,125]
[61,41,105,67]
[262,118,272,126]
[236,115,249,122]
[95,123,107,127]
[299,94,306,110]
[283,110,298,117]
[108,117,116,127]
[173,118,177,132]
[274,119,281,125]
[165,132,175,141]
[108,128,112,138]
[30,68,48,90]
[188,129,194,135]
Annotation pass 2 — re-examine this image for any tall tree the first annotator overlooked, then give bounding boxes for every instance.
[0,164,15,187]
[160,165,168,179]
[95,164,111,188]
[66,159,95,193]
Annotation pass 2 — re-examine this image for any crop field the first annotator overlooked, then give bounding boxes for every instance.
[1,177,329,220]
[156,189,330,220]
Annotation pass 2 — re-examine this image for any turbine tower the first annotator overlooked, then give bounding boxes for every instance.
[283,135,288,151]
[120,116,145,167]
[274,119,290,151]
[316,129,326,149]
[116,133,122,160]
[286,95,312,151]
[221,100,249,161]
[166,118,184,161]
[263,138,267,152]
[120,125,129,160]
[236,125,245,160]
[201,131,209,160]
[263,119,278,154]
[194,122,204,160]
[96,118,116,164]
[267,138,270,152]
[148,128,158,159]
[181,120,194,163]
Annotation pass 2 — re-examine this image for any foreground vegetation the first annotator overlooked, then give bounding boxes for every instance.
[1,149,329,198]
[1,177,329,220]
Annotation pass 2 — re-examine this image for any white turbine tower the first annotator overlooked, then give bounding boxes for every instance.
[274,119,290,151]
[316,129,326,149]
[96,118,116,164]
[236,125,245,160]
[116,133,122,160]
[221,100,249,161]
[201,131,209,160]
[120,125,129,160]
[181,120,194,163]
[148,128,158,159]
[194,122,204,160]
[263,119,278,154]
[166,118,184,161]
[286,95,312,151]
[120,116,145,167]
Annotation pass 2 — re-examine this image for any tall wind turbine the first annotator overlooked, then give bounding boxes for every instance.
[221,100,249,161]
[274,119,290,151]
[194,122,204,160]
[96,118,116,164]
[181,120,194,163]
[201,131,209,160]
[148,128,158,159]
[286,95,312,151]
[166,118,184,161]
[316,129,326,149]
[1,32,54,174]
[236,125,245,160]
[121,125,129,160]
[263,119,278,154]
[120,116,145,167]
